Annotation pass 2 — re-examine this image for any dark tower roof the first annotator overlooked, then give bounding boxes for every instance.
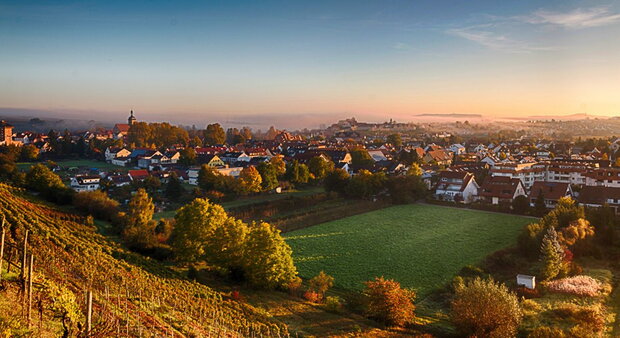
[128,110,137,125]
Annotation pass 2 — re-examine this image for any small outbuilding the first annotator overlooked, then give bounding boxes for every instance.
[516,274,536,289]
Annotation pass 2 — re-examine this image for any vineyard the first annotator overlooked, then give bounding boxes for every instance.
[0,183,288,336]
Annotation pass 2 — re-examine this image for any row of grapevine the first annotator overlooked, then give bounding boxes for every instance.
[0,183,289,337]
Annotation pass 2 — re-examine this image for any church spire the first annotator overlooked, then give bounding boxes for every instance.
[128,110,137,125]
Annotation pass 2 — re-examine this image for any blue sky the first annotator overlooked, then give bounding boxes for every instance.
[1,0,619,126]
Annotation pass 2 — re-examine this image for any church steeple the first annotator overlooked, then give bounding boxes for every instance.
[128,110,137,125]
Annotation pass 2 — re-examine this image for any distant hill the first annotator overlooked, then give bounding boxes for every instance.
[415,113,483,118]
[526,113,611,121]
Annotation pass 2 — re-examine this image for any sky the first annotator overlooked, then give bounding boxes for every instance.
[1,0,619,128]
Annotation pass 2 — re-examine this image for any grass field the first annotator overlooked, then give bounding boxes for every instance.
[285,203,534,298]
[17,159,127,171]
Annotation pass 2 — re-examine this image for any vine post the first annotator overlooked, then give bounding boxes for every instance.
[27,254,34,328]
[0,216,5,282]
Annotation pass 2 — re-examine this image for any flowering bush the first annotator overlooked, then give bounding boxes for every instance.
[546,275,601,297]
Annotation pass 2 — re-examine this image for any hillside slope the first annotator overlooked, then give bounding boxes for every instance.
[0,183,287,336]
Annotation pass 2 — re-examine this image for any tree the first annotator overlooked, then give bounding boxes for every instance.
[350,149,374,167]
[534,192,546,216]
[242,222,297,289]
[285,160,310,185]
[165,172,184,200]
[540,226,565,280]
[451,277,522,337]
[324,168,350,195]
[512,195,530,214]
[387,133,402,147]
[363,276,416,327]
[73,190,119,221]
[20,144,39,161]
[257,162,279,191]
[269,156,286,177]
[309,271,334,300]
[204,123,226,145]
[406,163,423,177]
[121,188,158,249]
[308,156,334,181]
[172,198,232,262]
[197,165,221,191]
[26,163,73,203]
[179,147,197,166]
[237,166,262,195]
[386,175,427,204]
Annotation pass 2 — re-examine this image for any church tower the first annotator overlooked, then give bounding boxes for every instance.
[128,110,137,125]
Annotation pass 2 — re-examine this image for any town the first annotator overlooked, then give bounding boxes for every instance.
[2,112,619,214]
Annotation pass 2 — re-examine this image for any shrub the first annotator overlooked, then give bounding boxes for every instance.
[308,271,334,300]
[286,276,303,296]
[451,277,522,338]
[546,275,602,297]
[324,296,342,313]
[521,299,542,316]
[550,304,605,332]
[73,190,120,221]
[527,326,567,338]
[303,291,322,303]
[363,276,416,327]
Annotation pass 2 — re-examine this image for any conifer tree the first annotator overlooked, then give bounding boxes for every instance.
[540,226,565,280]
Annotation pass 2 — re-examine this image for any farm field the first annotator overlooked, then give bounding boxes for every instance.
[285,203,534,298]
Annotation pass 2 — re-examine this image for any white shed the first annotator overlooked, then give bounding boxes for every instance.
[516,274,536,289]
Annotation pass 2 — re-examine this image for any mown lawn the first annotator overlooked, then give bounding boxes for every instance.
[285,204,534,298]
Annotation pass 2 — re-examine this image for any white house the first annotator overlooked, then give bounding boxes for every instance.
[70,175,101,192]
[435,171,479,203]
[105,147,131,162]
[448,144,466,155]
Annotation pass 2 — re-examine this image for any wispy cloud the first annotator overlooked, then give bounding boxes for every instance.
[447,26,556,53]
[393,42,410,50]
[523,7,620,28]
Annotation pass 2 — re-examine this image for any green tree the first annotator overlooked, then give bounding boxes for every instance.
[242,222,297,289]
[269,156,286,177]
[534,192,546,216]
[387,133,402,147]
[179,147,197,166]
[236,166,262,195]
[26,163,72,203]
[73,190,119,221]
[512,195,530,214]
[350,149,374,167]
[285,160,310,185]
[451,277,522,337]
[324,168,350,195]
[539,226,565,281]
[204,123,226,145]
[165,172,184,200]
[197,165,221,191]
[257,162,279,191]
[121,188,158,249]
[308,156,334,181]
[173,198,231,261]
[363,276,416,327]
